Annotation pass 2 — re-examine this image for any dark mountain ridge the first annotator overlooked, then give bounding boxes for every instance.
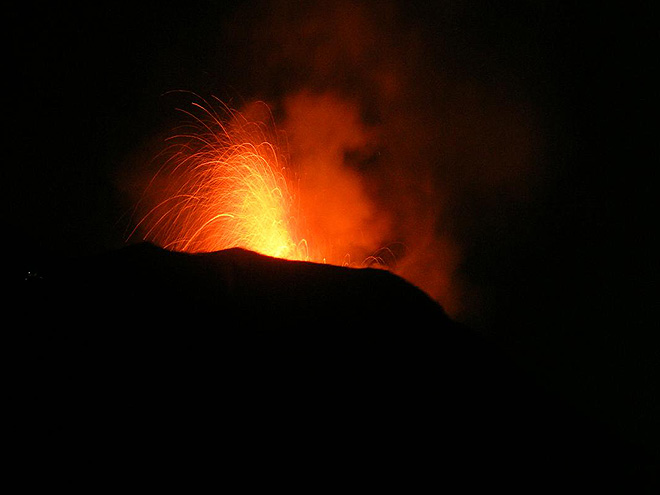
[10,243,655,491]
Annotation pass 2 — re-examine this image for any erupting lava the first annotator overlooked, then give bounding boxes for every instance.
[132,96,311,261]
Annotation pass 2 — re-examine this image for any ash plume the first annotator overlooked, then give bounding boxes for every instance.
[219,0,539,318]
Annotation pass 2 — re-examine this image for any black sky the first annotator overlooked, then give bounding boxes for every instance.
[7,1,657,455]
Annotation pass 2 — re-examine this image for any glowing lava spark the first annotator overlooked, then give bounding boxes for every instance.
[132,96,310,261]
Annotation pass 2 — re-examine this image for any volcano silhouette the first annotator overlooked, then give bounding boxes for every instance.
[11,243,653,491]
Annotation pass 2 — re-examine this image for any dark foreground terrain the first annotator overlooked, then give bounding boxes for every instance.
[9,243,655,491]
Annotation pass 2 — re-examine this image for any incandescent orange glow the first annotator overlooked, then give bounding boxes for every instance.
[131,97,311,261]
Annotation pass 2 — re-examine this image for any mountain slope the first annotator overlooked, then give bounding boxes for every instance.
[10,243,654,491]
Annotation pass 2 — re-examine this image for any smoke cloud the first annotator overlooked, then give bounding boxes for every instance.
[219,0,538,317]
[126,0,540,319]
[282,91,390,266]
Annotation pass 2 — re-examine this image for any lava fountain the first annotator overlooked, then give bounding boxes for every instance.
[131,95,311,261]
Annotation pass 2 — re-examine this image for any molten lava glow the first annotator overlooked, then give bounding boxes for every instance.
[133,98,310,261]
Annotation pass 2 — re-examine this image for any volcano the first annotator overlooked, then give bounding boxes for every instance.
[11,243,653,491]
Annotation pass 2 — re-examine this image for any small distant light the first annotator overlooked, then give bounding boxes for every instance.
[24,271,43,282]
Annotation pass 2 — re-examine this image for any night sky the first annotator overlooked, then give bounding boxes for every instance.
[7,1,657,455]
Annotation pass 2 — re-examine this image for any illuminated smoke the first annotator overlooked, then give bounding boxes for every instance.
[229,0,539,317]
[126,0,539,319]
[282,91,391,266]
